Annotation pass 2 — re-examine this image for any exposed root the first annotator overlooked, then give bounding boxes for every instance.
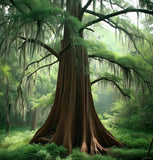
[91,137,110,155]
[80,137,112,155]
[80,142,88,153]
[38,137,50,144]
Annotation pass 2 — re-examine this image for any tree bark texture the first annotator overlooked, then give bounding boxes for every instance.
[30,44,122,153]
[30,0,123,154]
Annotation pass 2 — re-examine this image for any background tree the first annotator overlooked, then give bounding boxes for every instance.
[0,0,153,155]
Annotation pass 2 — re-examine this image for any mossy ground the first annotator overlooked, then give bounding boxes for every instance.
[0,126,152,160]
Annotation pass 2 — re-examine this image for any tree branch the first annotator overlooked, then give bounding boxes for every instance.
[85,9,152,64]
[26,53,54,71]
[89,54,153,89]
[91,77,131,98]
[19,41,70,77]
[19,37,60,59]
[104,20,151,62]
[16,40,69,100]
[81,8,153,30]
[58,41,71,55]
[27,60,58,80]
[81,0,93,14]
[104,19,152,55]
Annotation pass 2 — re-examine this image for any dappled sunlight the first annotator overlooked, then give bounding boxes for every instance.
[0,129,35,150]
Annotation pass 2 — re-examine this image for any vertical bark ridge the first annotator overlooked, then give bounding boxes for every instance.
[50,47,76,153]
[30,45,123,154]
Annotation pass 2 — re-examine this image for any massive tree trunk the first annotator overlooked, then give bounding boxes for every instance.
[30,0,123,154]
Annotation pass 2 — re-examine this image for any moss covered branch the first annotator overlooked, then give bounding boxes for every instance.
[91,76,131,98]
[89,54,153,89]
[85,9,152,63]
[81,8,153,30]
[19,37,59,59]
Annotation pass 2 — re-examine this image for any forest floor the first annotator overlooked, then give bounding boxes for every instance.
[0,126,153,160]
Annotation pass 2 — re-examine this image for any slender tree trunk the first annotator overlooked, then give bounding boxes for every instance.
[147,137,153,157]
[6,103,11,132]
[30,0,123,154]
[31,108,38,131]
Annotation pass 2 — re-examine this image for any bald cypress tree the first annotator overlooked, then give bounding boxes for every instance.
[0,0,153,154]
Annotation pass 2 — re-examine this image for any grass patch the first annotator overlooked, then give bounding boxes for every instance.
[0,127,35,150]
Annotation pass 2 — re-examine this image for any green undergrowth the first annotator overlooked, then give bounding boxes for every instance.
[0,127,152,160]
[0,126,35,150]
[108,127,153,149]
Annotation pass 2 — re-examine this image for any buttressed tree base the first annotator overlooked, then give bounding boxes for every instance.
[29,44,123,154]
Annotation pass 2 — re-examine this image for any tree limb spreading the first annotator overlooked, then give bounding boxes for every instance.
[85,9,153,65]
[81,0,93,15]
[16,37,71,103]
[81,8,153,30]
[27,60,58,80]
[91,77,131,98]
[19,37,60,59]
[89,54,153,89]
[25,53,54,71]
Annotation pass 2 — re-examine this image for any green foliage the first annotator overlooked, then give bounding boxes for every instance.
[86,40,107,55]
[0,57,22,126]
[0,128,67,160]
[117,55,137,68]
[0,127,152,160]
[139,0,153,9]
[11,0,63,22]
[88,39,153,94]
[102,72,122,82]
[114,129,152,149]
[64,16,81,35]
[64,149,117,160]
[31,93,55,109]
[63,15,84,45]
[111,148,153,160]
[107,92,153,131]
[0,64,11,77]
[45,143,67,159]
[88,40,139,69]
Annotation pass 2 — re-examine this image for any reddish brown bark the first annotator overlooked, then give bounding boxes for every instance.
[29,45,123,154]
[29,0,123,154]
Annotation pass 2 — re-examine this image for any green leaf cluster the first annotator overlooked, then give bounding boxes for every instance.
[0,64,11,77]
[31,93,55,109]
